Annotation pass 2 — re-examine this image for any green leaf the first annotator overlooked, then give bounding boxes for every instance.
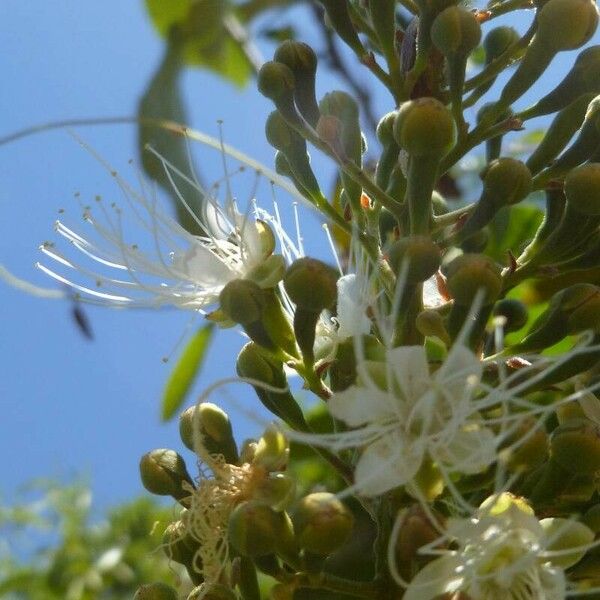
[161,324,214,421]
[138,37,205,235]
[144,0,253,87]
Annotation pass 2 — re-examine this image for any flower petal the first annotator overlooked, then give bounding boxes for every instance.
[402,554,463,600]
[354,433,422,496]
[435,424,497,474]
[435,343,482,401]
[336,274,371,339]
[172,243,235,286]
[328,386,396,427]
[387,346,431,402]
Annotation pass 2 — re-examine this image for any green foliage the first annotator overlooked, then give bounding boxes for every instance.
[0,481,183,600]
[161,324,214,421]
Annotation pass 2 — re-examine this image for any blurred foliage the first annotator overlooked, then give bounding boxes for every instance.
[0,480,187,599]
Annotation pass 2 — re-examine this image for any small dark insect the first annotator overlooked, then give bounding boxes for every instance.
[71,304,94,340]
[65,288,94,341]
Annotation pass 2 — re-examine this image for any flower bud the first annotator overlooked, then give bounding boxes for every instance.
[483,26,520,63]
[139,449,194,501]
[228,501,295,557]
[551,418,600,474]
[247,254,286,289]
[431,6,481,57]
[219,279,265,326]
[498,0,599,108]
[376,111,398,146]
[564,163,600,216]
[258,61,299,122]
[540,517,595,568]
[393,98,455,158]
[254,425,289,472]
[387,236,441,283]
[394,505,442,569]
[537,0,598,52]
[522,45,600,119]
[255,473,296,511]
[274,40,320,126]
[283,258,338,312]
[179,403,238,464]
[493,299,529,333]
[134,583,178,600]
[445,254,502,306]
[292,492,354,555]
[376,112,401,190]
[500,418,548,473]
[416,310,451,345]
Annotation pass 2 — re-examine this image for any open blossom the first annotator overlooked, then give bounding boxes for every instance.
[401,493,595,600]
[292,342,499,497]
[32,148,300,310]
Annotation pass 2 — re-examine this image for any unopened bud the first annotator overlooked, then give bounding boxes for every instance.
[500,418,548,472]
[179,403,238,464]
[219,279,265,326]
[394,505,442,567]
[536,0,598,52]
[551,418,600,474]
[139,449,193,500]
[292,492,354,555]
[416,310,450,345]
[133,583,178,600]
[162,519,198,567]
[445,254,502,306]
[228,501,294,557]
[387,236,441,283]
[483,26,519,63]
[492,299,528,333]
[481,158,532,208]
[258,61,296,115]
[564,163,600,216]
[254,425,289,472]
[283,258,338,312]
[393,98,455,157]
[274,40,320,126]
[255,473,296,511]
[431,6,481,57]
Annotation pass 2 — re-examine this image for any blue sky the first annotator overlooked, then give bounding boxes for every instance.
[1,1,599,513]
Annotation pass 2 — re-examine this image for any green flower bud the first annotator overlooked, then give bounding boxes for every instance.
[246,254,286,289]
[283,258,338,312]
[376,111,398,146]
[387,236,441,283]
[274,41,320,126]
[564,163,600,216]
[265,110,296,152]
[162,519,198,567]
[134,583,178,600]
[255,473,296,511]
[521,45,600,119]
[237,342,277,385]
[179,403,238,464]
[551,418,600,474]
[219,279,265,326]
[258,62,299,123]
[239,439,258,464]
[445,254,503,306]
[416,310,451,345]
[540,517,595,568]
[228,501,295,557]
[455,159,532,242]
[483,26,520,63]
[537,0,598,52]
[254,425,289,472]
[393,98,455,158]
[498,0,599,109]
[139,449,194,501]
[492,298,528,332]
[292,492,354,555]
[431,6,481,57]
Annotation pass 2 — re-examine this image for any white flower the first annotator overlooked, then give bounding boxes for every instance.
[294,342,498,497]
[401,494,595,600]
[33,149,299,310]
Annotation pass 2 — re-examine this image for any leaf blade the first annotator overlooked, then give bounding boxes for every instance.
[161,324,215,421]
